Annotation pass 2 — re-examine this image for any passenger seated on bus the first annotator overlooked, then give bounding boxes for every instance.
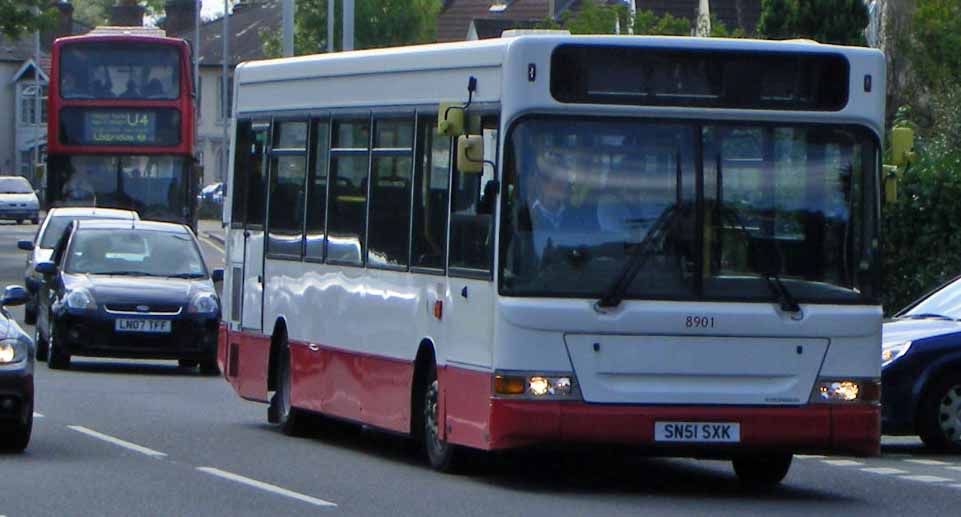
[143,78,164,98]
[120,80,140,98]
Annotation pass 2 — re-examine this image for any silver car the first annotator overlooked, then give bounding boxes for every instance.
[0,176,39,225]
[17,207,139,327]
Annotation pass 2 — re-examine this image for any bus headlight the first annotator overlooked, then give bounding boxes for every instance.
[65,288,96,310]
[493,372,579,399]
[882,341,912,366]
[0,339,26,364]
[811,378,881,404]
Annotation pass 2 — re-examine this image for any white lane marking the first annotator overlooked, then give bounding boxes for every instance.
[905,459,951,466]
[898,475,953,483]
[822,459,863,466]
[861,467,908,475]
[796,454,827,459]
[68,426,167,458]
[33,412,43,418]
[201,235,225,253]
[196,467,336,508]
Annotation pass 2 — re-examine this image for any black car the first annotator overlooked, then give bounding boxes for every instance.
[882,275,961,451]
[34,220,224,373]
[0,285,34,452]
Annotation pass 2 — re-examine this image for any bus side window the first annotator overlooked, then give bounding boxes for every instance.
[449,116,497,273]
[411,116,450,271]
[266,120,308,258]
[230,121,252,227]
[305,117,330,260]
[246,126,269,229]
[327,118,370,265]
[367,116,414,268]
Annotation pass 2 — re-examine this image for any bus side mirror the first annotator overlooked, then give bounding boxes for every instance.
[457,135,484,174]
[437,103,465,136]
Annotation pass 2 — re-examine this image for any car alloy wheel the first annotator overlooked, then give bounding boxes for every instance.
[937,383,961,446]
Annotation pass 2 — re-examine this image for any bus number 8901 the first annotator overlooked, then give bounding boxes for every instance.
[685,316,715,329]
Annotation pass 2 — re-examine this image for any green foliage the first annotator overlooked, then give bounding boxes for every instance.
[882,87,961,313]
[263,0,440,57]
[634,10,690,36]
[0,0,56,39]
[709,15,747,38]
[70,0,167,28]
[756,0,795,38]
[560,0,627,34]
[902,0,961,99]
[756,0,868,44]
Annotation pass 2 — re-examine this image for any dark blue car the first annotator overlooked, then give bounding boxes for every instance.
[33,219,223,373]
[882,275,961,451]
[0,284,34,452]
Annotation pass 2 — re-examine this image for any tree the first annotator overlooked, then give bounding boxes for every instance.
[795,0,868,45]
[756,0,796,39]
[262,0,440,57]
[633,10,690,36]
[560,0,627,35]
[0,0,56,39]
[710,15,747,38]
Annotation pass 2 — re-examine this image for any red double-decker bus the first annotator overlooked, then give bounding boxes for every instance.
[46,28,198,227]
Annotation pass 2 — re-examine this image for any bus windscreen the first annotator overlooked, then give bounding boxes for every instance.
[60,43,180,100]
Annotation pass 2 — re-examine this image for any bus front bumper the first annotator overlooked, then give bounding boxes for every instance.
[487,400,880,457]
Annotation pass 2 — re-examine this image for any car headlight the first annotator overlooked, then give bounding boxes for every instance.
[882,341,912,366]
[188,292,219,315]
[65,288,96,310]
[0,339,26,364]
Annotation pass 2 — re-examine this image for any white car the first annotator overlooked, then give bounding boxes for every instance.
[16,207,139,325]
[0,176,39,225]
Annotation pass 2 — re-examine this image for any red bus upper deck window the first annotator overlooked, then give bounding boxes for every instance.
[60,42,180,101]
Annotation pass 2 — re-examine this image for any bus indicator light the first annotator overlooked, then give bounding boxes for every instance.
[494,375,526,395]
[433,300,443,320]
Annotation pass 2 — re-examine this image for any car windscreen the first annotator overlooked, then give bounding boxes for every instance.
[902,276,961,320]
[0,177,33,194]
[65,229,207,278]
[40,215,129,248]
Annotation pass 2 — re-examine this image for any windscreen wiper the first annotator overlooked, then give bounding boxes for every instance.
[595,205,676,310]
[167,273,206,279]
[765,274,801,313]
[94,271,159,277]
[899,313,955,321]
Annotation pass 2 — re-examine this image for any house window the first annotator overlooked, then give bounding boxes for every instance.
[219,74,233,121]
[19,84,48,125]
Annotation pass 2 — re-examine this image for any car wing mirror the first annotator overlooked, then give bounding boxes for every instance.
[35,262,57,275]
[17,240,34,251]
[1,286,29,307]
[211,268,224,283]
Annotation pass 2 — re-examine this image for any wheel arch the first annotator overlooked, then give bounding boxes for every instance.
[266,317,290,392]
[410,338,438,437]
[913,353,961,431]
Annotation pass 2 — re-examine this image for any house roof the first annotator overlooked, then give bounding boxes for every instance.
[170,0,281,68]
[437,0,557,42]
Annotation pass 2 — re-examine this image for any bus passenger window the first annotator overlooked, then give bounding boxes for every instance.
[305,119,330,260]
[411,117,449,270]
[449,118,497,273]
[367,117,413,268]
[266,120,308,257]
[245,127,269,228]
[327,119,370,264]
[231,121,263,227]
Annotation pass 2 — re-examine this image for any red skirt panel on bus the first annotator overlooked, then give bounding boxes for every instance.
[222,328,270,402]
[289,339,411,433]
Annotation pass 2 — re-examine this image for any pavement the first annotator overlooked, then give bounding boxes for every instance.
[199,218,225,246]
[3,218,961,516]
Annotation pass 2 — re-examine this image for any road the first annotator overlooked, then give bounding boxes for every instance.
[1,219,961,516]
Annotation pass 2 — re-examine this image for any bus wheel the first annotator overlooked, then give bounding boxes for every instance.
[732,454,792,487]
[269,337,306,436]
[422,364,461,472]
[16,219,23,225]
[918,374,961,452]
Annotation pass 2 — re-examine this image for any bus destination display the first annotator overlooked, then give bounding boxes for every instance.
[84,111,157,144]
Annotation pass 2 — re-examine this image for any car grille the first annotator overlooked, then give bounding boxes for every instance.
[104,303,183,314]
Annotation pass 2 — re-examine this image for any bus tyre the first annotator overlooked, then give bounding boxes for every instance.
[47,322,70,370]
[34,324,48,362]
[732,453,792,487]
[918,374,961,452]
[199,358,220,376]
[269,337,306,436]
[422,365,461,472]
[15,219,23,225]
[178,360,198,369]
[0,396,32,453]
